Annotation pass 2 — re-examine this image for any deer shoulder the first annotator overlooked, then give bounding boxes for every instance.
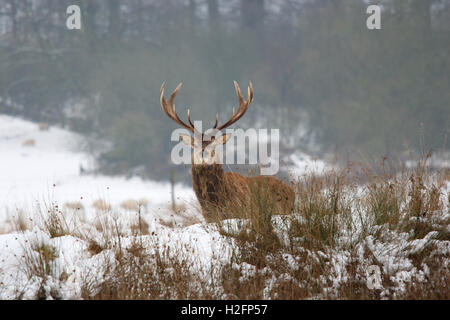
[247,176,295,214]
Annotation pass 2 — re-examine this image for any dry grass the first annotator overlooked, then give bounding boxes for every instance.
[64,201,84,211]
[130,209,150,235]
[20,240,59,281]
[292,167,354,250]
[137,198,149,208]
[87,240,104,256]
[80,224,216,300]
[92,199,111,212]
[40,203,69,238]
[9,210,32,233]
[120,199,140,212]
[155,201,203,228]
[21,139,35,147]
[38,122,49,131]
[10,152,450,300]
[213,153,449,299]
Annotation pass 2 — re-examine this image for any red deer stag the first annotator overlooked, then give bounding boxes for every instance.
[160,81,295,222]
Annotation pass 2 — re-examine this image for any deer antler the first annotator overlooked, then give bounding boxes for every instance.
[160,82,197,133]
[214,81,253,131]
[160,81,253,134]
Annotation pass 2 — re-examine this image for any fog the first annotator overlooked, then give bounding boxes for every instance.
[0,0,449,180]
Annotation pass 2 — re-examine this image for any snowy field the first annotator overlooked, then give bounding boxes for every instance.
[0,115,199,230]
[0,115,201,298]
[0,115,448,300]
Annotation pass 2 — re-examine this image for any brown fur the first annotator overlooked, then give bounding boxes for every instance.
[191,164,295,222]
[247,176,296,215]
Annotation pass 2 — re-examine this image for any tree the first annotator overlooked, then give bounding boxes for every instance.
[241,0,265,30]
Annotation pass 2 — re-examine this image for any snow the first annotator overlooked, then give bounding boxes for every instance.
[0,114,448,300]
[0,115,198,230]
[0,115,238,299]
[284,151,329,176]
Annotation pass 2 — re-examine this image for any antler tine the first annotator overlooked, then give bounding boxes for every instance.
[234,80,245,105]
[248,81,254,103]
[160,82,175,120]
[216,81,254,131]
[212,114,219,129]
[160,82,196,133]
[187,109,195,128]
[169,82,183,104]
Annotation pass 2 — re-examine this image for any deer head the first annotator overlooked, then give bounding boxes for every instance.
[160,81,253,165]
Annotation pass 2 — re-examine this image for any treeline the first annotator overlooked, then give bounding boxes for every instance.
[0,0,449,179]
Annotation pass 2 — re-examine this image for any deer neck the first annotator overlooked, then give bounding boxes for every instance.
[191,163,227,208]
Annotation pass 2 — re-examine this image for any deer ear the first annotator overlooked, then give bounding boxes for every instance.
[179,134,194,147]
[216,133,231,145]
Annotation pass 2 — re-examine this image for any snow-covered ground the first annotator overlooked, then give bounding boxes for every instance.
[0,115,198,231]
[0,115,203,298]
[0,114,448,300]
[0,114,333,299]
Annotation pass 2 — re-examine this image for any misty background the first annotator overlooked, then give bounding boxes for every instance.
[0,0,449,181]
